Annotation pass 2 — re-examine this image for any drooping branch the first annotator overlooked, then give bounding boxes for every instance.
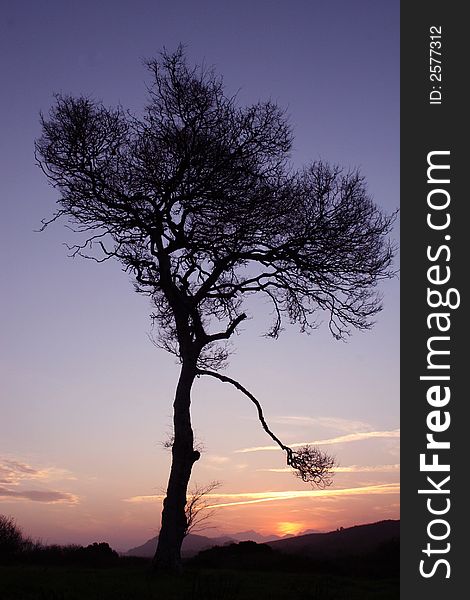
[196,369,335,488]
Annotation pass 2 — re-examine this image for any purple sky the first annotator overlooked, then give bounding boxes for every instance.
[0,1,399,550]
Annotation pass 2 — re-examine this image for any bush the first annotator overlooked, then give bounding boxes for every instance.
[0,514,25,559]
[17,540,120,567]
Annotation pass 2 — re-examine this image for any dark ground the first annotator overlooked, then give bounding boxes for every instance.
[0,521,399,599]
[0,564,398,600]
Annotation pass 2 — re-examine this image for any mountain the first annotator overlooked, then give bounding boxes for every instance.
[126,533,234,558]
[189,521,399,578]
[267,520,399,558]
[126,520,399,560]
[228,530,282,544]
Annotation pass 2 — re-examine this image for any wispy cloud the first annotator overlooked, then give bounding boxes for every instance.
[335,464,399,473]
[272,416,372,432]
[203,455,231,471]
[0,459,75,485]
[0,457,79,505]
[235,429,400,453]
[206,455,230,464]
[123,494,160,504]
[258,464,400,474]
[0,486,79,504]
[123,483,400,507]
[205,484,400,509]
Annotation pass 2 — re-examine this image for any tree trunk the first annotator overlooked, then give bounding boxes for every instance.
[153,359,200,573]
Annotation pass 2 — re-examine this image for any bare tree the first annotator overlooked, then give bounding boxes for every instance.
[184,481,221,536]
[36,46,395,572]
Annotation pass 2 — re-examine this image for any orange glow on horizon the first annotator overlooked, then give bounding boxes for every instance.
[277,521,305,536]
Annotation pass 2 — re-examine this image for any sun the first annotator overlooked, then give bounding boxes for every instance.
[277,521,304,536]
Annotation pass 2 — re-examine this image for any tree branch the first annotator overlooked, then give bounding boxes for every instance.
[204,313,247,344]
[196,369,335,487]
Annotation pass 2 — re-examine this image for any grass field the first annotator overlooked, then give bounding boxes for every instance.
[0,564,398,599]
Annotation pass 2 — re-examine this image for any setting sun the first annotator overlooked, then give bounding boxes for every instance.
[277,522,305,537]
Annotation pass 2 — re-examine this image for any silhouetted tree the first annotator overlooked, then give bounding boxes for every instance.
[0,515,24,560]
[36,46,395,573]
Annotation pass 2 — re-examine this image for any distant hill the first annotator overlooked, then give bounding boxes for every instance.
[127,520,398,561]
[125,530,283,558]
[267,520,399,559]
[126,533,235,558]
[189,521,399,577]
[229,530,282,544]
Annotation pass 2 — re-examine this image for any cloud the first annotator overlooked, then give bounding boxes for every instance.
[0,459,46,485]
[204,484,400,509]
[0,486,79,504]
[235,429,400,453]
[335,464,400,473]
[0,460,39,483]
[0,459,75,485]
[205,455,230,464]
[272,416,372,432]
[123,494,159,504]
[203,455,231,469]
[258,464,400,474]
[123,483,400,507]
[202,455,232,471]
[0,457,79,505]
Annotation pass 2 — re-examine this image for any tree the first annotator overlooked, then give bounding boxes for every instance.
[36,47,395,573]
[0,514,24,559]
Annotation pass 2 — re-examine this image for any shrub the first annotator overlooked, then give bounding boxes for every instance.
[0,514,24,559]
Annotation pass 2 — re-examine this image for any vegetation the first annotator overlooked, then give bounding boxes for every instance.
[0,515,398,599]
[0,564,398,600]
[0,515,26,560]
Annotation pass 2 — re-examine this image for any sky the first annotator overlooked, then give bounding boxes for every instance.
[0,0,399,551]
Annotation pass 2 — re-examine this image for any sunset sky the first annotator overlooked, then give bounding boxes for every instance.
[0,0,399,551]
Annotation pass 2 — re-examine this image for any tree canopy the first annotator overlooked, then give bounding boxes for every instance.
[37,47,394,360]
